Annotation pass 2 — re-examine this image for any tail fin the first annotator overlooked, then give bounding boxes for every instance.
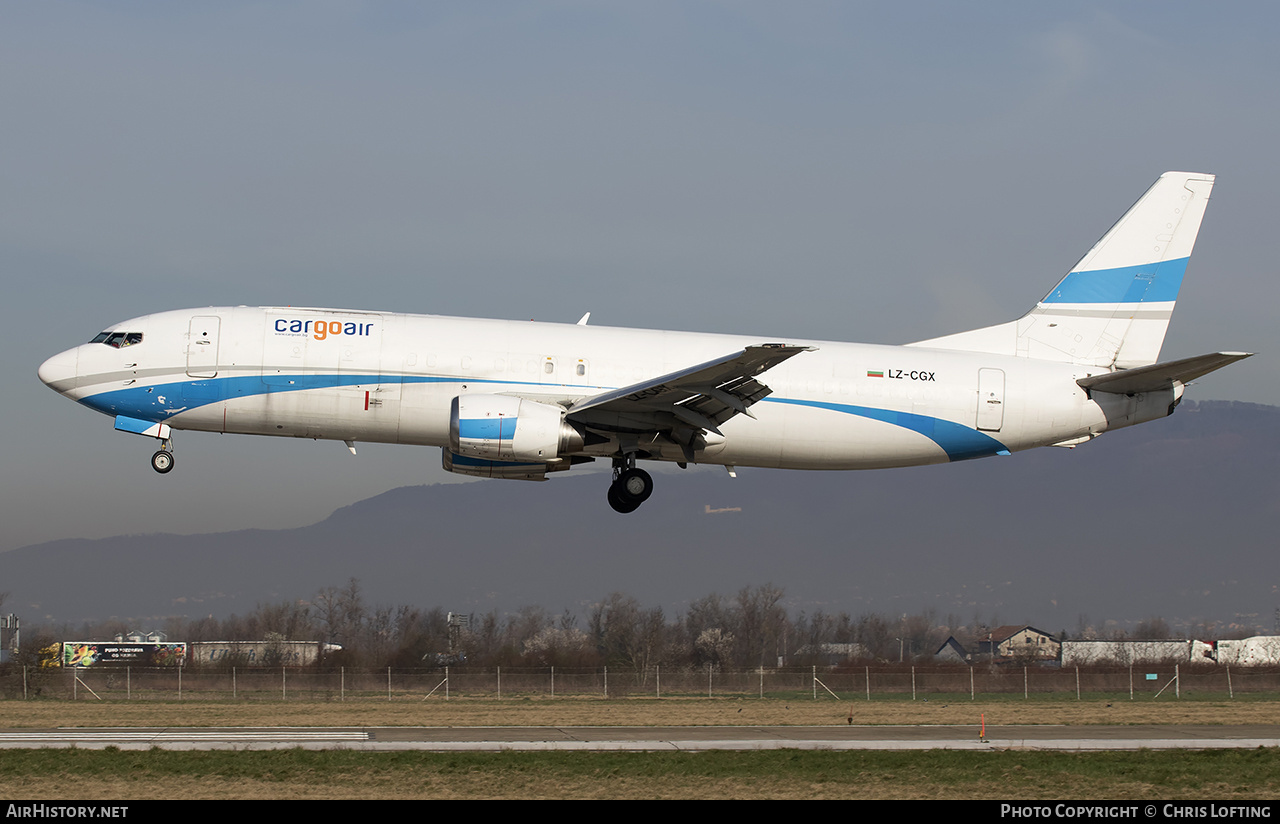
[910,171,1215,367]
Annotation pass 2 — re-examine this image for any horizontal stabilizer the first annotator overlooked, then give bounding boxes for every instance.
[1077,351,1252,395]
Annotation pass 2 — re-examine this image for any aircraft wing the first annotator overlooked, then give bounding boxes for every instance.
[1077,351,1252,395]
[567,344,812,435]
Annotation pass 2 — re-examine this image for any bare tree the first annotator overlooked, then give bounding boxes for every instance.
[1134,616,1172,639]
[735,584,787,667]
[855,612,893,660]
[590,592,665,673]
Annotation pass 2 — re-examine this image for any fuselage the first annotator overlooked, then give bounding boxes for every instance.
[35,173,1243,514]
[38,305,1147,472]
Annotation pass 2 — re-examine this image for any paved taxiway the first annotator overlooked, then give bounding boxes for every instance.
[1,725,1277,751]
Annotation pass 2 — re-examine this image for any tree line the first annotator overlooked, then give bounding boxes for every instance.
[20,581,1266,670]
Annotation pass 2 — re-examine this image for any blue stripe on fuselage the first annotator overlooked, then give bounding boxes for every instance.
[78,372,1008,462]
[75,373,497,421]
[763,397,1008,462]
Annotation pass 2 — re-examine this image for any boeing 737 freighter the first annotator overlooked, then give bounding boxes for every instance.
[38,172,1251,512]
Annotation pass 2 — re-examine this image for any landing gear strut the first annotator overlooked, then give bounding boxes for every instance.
[607,457,653,514]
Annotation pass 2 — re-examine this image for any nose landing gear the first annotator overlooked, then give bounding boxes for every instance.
[608,457,653,513]
[150,450,174,473]
[151,439,174,474]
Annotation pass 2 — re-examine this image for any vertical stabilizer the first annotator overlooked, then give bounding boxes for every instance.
[910,172,1215,367]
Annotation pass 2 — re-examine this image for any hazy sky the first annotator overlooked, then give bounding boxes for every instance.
[4,2,1277,551]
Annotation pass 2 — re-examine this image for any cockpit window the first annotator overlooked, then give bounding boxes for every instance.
[90,331,143,348]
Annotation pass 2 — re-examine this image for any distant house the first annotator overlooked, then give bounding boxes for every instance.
[116,630,167,644]
[975,626,1060,662]
[935,636,970,663]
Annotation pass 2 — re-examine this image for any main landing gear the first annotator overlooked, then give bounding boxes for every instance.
[607,457,653,514]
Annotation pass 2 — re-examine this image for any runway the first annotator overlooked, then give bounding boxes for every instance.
[1,725,1277,751]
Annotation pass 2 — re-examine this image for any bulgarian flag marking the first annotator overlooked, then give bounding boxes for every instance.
[867,370,884,378]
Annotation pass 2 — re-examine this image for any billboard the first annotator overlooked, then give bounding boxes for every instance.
[61,642,187,667]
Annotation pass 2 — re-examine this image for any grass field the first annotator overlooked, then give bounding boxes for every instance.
[3,747,1280,800]
[1,695,1277,799]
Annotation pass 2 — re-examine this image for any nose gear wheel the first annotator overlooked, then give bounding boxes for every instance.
[151,450,174,474]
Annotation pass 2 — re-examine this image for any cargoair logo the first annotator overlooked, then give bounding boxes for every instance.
[273,318,375,341]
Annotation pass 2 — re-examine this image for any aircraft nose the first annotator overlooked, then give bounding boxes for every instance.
[38,347,78,392]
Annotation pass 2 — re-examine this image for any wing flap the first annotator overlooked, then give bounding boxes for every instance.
[568,344,811,432]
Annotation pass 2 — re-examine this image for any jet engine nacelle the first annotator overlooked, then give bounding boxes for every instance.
[441,448,561,481]
[449,394,585,462]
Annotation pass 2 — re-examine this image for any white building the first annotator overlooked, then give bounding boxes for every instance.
[1214,636,1280,665]
[1061,639,1216,665]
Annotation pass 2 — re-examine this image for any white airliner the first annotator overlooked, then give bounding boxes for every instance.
[38,171,1251,512]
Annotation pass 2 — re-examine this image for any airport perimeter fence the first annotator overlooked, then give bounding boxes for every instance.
[4,663,1280,701]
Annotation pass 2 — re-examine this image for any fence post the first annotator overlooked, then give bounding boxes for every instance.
[1227,664,1233,699]
[707,663,712,698]
[812,665,816,700]
[446,666,450,700]
[912,666,916,701]
[282,666,286,701]
[970,666,974,701]
[497,666,501,700]
[1076,666,1080,700]
[387,667,391,702]
[1023,666,1028,699]
[865,665,870,701]
[1175,664,1180,699]
[605,666,608,699]
[178,666,182,701]
[233,667,237,700]
[551,666,555,698]
[127,666,131,701]
[656,665,660,699]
